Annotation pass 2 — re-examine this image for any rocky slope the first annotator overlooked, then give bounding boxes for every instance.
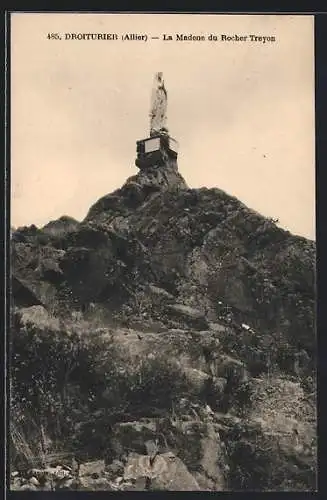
[10,163,316,491]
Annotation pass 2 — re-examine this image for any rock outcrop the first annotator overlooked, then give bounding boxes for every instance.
[10,164,316,491]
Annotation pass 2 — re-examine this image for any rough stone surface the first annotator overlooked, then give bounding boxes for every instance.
[79,460,106,477]
[124,452,200,491]
[10,165,316,491]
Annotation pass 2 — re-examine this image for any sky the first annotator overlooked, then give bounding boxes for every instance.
[11,13,315,239]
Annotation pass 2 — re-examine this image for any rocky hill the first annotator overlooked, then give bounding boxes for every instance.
[10,163,316,491]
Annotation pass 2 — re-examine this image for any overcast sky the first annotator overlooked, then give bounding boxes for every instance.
[11,13,315,239]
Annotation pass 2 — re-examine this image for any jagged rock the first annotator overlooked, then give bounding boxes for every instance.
[38,257,64,284]
[12,224,39,243]
[10,165,316,491]
[148,284,175,301]
[41,466,71,481]
[112,420,159,457]
[105,459,125,479]
[28,476,40,487]
[11,276,45,308]
[165,304,208,329]
[78,476,113,491]
[201,422,226,488]
[42,215,79,237]
[11,478,23,490]
[208,322,227,333]
[124,452,200,491]
[166,304,205,320]
[182,367,211,393]
[214,354,248,382]
[111,414,227,491]
[86,164,187,220]
[17,483,38,491]
[213,412,242,428]
[12,272,59,312]
[11,178,315,356]
[79,460,105,477]
[16,305,60,330]
[124,164,188,192]
[56,478,75,490]
[211,377,228,396]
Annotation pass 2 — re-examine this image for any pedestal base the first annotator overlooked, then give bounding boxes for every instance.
[135,134,179,171]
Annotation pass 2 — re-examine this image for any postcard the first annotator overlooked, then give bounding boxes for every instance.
[9,12,316,492]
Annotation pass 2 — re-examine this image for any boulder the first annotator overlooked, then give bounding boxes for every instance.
[16,483,38,491]
[165,304,208,329]
[11,276,45,308]
[78,476,113,491]
[10,164,316,491]
[17,305,60,330]
[182,367,211,394]
[148,284,175,301]
[105,459,125,479]
[79,459,106,477]
[42,216,79,237]
[112,420,159,457]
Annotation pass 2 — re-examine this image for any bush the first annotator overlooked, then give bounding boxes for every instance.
[10,312,193,466]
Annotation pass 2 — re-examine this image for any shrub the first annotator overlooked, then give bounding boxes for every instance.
[10,312,193,466]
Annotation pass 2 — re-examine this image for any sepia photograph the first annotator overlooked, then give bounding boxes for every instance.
[9,12,316,491]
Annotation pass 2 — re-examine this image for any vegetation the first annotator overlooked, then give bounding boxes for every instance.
[10,310,195,469]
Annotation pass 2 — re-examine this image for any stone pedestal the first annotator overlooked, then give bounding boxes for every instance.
[135,134,179,170]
